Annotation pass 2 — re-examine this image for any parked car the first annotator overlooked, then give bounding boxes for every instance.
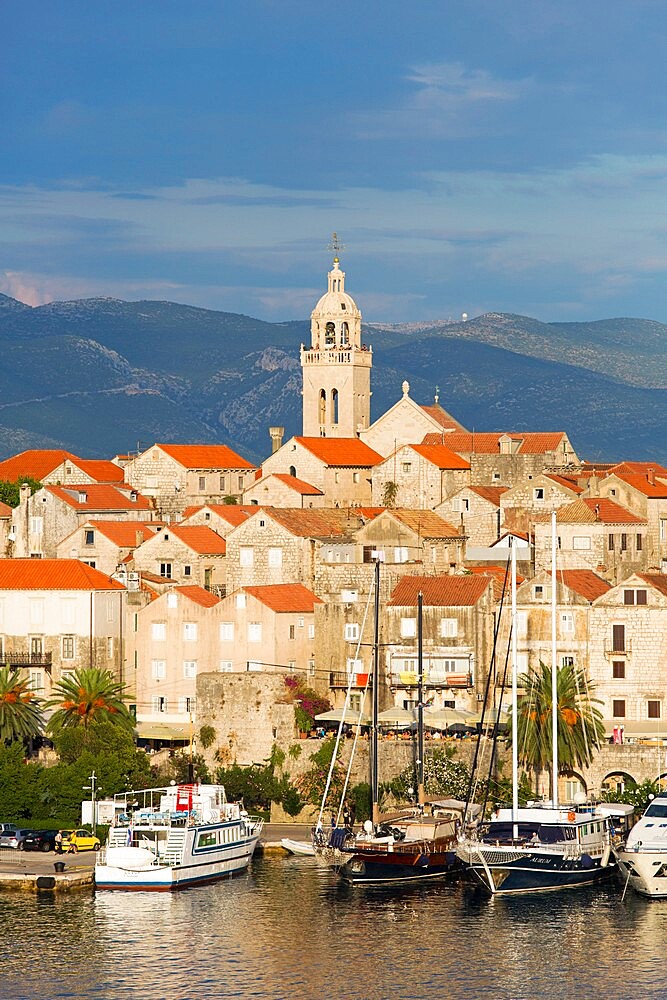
[0,823,18,836]
[61,829,101,853]
[0,828,33,850]
[23,830,60,853]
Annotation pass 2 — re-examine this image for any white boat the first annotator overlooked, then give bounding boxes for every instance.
[281,838,316,856]
[95,783,263,891]
[616,796,667,897]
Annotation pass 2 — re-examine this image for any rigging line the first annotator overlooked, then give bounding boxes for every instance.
[316,570,375,830]
[481,624,513,817]
[464,556,511,823]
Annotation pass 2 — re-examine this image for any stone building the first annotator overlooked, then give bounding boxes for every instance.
[243,473,325,508]
[437,485,507,546]
[124,443,257,518]
[130,524,228,592]
[423,431,580,487]
[371,442,470,509]
[0,449,125,486]
[258,436,382,507]
[533,498,648,583]
[499,472,583,535]
[360,382,466,458]
[352,508,465,573]
[10,483,155,559]
[56,519,163,575]
[0,559,126,700]
[214,583,321,676]
[596,464,667,572]
[179,503,258,535]
[588,573,667,737]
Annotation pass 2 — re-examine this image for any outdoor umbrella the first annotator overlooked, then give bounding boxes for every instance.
[423,707,477,730]
[315,708,371,726]
[377,707,415,728]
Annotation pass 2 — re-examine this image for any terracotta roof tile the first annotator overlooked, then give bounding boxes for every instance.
[180,504,258,526]
[555,570,611,602]
[71,459,125,482]
[637,574,667,599]
[388,574,492,607]
[612,461,667,476]
[426,431,567,455]
[46,484,153,511]
[85,520,162,546]
[294,437,383,466]
[0,501,12,517]
[419,404,467,432]
[0,449,76,481]
[168,525,227,554]
[407,443,470,470]
[0,559,125,591]
[468,485,508,505]
[390,509,462,538]
[544,473,583,494]
[543,498,646,525]
[611,472,667,498]
[265,508,362,537]
[156,444,255,470]
[271,474,324,495]
[469,565,524,600]
[174,585,221,608]
[243,583,322,613]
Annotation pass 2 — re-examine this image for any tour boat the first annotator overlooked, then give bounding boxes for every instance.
[615,795,667,898]
[95,783,263,891]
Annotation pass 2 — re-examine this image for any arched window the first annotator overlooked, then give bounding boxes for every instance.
[289,465,296,478]
[319,389,326,425]
[341,322,349,343]
[325,322,335,345]
[332,388,339,425]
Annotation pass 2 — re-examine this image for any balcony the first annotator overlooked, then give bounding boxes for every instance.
[330,671,370,689]
[3,652,53,673]
[390,671,473,690]
[604,638,632,656]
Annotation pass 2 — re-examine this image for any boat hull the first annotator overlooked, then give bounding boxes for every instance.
[459,845,615,895]
[95,836,260,891]
[616,848,667,898]
[339,848,458,885]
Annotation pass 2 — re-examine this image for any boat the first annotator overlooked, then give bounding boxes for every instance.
[281,838,316,856]
[615,796,667,897]
[456,517,616,895]
[95,782,263,891]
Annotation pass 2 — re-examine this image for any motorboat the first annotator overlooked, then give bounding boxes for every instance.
[95,783,263,891]
[615,795,667,898]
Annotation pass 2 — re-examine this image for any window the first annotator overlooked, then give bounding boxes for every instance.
[238,475,243,491]
[462,498,469,511]
[107,637,114,658]
[347,657,364,674]
[612,624,625,651]
[84,529,95,546]
[612,661,625,679]
[533,585,544,598]
[533,488,544,500]
[29,670,44,693]
[308,623,315,639]
[608,534,614,551]
[219,475,226,491]
[621,533,628,552]
[159,562,172,579]
[394,547,409,563]
[178,696,194,713]
[199,476,206,491]
[220,622,234,642]
[612,699,626,718]
[167,593,178,608]
[29,599,44,625]
[661,519,667,543]
[106,599,115,623]
[240,547,254,567]
[29,516,43,535]
[248,622,262,642]
[648,700,661,719]
[298,617,304,628]
[289,624,295,640]
[515,611,527,635]
[402,462,412,473]
[183,565,192,578]
[345,622,360,642]
[236,593,246,609]
[183,622,197,641]
[572,536,591,550]
[268,547,282,568]
[220,661,233,672]
[636,589,647,606]
[440,618,458,638]
[560,612,574,634]
[152,622,166,641]
[183,660,197,678]
[152,695,167,713]
[81,560,96,568]
[637,534,643,551]
[400,617,417,638]
[151,660,166,680]
[62,636,75,660]
[561,656,575,667]
[624,589,635,605]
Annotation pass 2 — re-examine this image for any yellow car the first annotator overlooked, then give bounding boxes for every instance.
[61,829,101,853]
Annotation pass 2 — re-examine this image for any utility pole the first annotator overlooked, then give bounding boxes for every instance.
[84,771,97,836]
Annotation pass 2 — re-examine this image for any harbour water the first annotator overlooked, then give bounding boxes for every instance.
[1,856,666,1000]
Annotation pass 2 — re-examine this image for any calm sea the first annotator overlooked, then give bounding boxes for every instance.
[0,857,665,1000]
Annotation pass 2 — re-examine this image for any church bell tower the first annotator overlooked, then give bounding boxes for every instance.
[300,247,372,437]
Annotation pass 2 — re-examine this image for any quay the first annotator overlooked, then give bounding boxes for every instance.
[0,824,312,892]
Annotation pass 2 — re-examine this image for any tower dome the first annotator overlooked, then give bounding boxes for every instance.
[310,258,362,349]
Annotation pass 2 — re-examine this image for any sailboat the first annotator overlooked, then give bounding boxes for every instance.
[336,564,465,885]
[456,513,616,894]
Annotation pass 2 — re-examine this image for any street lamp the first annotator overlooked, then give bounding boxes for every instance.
[83,771,97,836]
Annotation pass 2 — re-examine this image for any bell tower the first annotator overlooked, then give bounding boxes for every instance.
[300,243,372,437]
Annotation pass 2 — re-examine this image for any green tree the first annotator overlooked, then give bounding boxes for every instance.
[512,660,605,795]
[0,666,44,744]
[0,476,42,508]
[47,667,135,732]
[381,481,399,508]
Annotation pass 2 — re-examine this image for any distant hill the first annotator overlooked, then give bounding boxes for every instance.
[0,294,664,465]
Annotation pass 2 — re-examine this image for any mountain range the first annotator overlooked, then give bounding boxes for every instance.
[0,293,665,466]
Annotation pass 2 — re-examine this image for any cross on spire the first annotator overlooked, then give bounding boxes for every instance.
[327,231,346,262]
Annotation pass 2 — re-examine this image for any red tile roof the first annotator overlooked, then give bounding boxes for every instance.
[611,472,667,499]
[544,473,584,494]
[181,504,258,526]
[294,437,383,466]
[469,565,525,600]
[264,508,361,537]
[468,485,508,505]
[167,525,227,554]
[545,498,646,525]
[637,574,667,599]
[556,570,611,602]
[389,509,462,538]
[612,461,667,477]
[156,444,255,470]
[0,501,12,517]
[174,585,221,608]
[243,583,322,613]
[388,574,492,607]
[72,459,125,483]
[46,484,153,511]
[85,520,162,546]
[425,431,567,455]
[0,449,76,481]
[0,559,125,591]
[420,404,467,432]
[271,474,324,495]
[407,444,470,471]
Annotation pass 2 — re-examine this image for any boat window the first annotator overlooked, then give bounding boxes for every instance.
[537,825,575,843]
[645,803,667,818]
[198,832,217,848]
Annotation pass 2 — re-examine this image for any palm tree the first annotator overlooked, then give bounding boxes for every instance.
[512,660,605,796]
[0,665,44,743]
[47,667,135,733]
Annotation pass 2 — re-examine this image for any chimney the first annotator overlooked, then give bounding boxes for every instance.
[135,530,145,547]
[648,467,656,486]
[269,426,284,454]
[594,504,600,521]
[20,482,31,502]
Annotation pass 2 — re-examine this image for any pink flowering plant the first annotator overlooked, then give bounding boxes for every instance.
[283,676,331,734]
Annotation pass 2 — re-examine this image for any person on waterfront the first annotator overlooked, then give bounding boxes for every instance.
[343,805,351,828]
[55,830,63,854]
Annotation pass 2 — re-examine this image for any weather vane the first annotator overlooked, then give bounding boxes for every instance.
[327,232,346,260]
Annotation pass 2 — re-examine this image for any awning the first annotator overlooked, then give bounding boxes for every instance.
[135,722,191,741]
[603,719,667,739]
[315,708,370,725]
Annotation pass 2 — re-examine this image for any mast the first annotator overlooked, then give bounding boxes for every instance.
[371,557,381,825]
[511,538,519,840]
[417,590,425,806]
[551,510,559,807]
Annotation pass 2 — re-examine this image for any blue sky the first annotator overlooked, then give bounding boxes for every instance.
[2,0,667,323]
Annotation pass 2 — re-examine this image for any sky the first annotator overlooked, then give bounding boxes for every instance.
[2,0,667,323]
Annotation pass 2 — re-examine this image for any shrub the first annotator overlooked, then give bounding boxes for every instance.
[199,725,216,750]
[283,675,331,733]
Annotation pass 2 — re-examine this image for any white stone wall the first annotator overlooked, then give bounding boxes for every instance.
[131,528,227,589]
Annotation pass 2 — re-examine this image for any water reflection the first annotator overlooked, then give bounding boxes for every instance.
[2,859,667,999]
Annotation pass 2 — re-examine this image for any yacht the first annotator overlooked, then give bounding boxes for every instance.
[615,795,667,898]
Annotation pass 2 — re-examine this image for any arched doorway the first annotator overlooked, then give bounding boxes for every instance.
[601,771,636,796]
[559,771,587,803]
